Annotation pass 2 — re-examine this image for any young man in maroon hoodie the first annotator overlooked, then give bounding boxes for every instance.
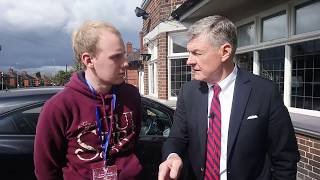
[34,20,142,180]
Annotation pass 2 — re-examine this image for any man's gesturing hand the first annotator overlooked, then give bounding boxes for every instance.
[158,153,183,180]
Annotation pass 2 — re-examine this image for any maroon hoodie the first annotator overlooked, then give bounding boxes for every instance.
[34,72,142,180]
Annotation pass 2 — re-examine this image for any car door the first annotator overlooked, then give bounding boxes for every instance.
[0,102,43,180]
[136,98,174,180]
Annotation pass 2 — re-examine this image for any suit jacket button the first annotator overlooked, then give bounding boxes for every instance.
[200,167,204,172]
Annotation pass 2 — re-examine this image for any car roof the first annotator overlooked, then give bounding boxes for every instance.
[0,87,63,98]
[0,87,63,114]
[0,87,174,116]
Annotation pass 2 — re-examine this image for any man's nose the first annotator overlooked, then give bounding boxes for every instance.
[186,55,194,65]
[122,58,129,69]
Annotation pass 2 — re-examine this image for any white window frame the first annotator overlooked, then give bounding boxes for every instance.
[234,0,320,117]
[147,41,158,97]
[148,60,158,97]
[138,70,144,95]
[167,31,189,100]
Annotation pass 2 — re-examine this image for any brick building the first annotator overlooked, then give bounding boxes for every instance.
[1,68,49,89]
[126,42,142,88]
[138,0,320,179]
[139,0,188,99]
[20,71,37,88]
[7,68,20,88]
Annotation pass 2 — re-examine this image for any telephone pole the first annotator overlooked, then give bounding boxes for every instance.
[1,72,3,90]
[0,45,2,90]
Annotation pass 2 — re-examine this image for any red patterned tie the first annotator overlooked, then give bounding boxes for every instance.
[205,85,221,180]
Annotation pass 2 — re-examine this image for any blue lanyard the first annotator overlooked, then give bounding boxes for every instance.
[95,106,111,161]
[85,79,116,161]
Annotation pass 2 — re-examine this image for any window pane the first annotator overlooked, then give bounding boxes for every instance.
[295,1,320,34]
[262,12,287,41]
[259,46,285,95]
[141,105,171,137]
[149,63,156,94]
[291,39,320,111]
[237,22,255,47]
[235,52,253,72]
[171,32,188,53]
[0,105,42,134]
[170,58,191,97]
[0,116,17,134]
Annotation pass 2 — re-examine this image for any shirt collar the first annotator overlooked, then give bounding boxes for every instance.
[207,66,238,91]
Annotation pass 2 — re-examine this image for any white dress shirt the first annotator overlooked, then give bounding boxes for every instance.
[207,66,237,180]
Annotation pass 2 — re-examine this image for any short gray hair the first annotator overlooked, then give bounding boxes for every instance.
[188,15,237,53]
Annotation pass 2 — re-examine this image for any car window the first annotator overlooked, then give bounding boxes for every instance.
[141,105,172,137]
[0,104,43,135]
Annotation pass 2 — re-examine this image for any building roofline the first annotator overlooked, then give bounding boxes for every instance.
[141,0,151,9]
[171,0,202,20]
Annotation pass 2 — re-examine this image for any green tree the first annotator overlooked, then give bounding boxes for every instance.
[53,70,72,86]
[73,60,83,71]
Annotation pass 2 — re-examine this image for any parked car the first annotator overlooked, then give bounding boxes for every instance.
[0,87,174,180]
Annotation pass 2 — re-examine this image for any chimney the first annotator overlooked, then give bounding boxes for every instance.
[9,67,14,74]
[126,42,133,53]
[139,31,144,52]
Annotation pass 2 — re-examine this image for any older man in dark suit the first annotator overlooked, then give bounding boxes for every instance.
[158,15,299,180]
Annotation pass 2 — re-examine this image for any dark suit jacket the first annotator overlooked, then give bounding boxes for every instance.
[163,68,300,180]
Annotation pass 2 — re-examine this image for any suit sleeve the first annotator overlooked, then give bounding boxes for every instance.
[267,84,300,180]
[34,101,67,180]
[162,84,189,160]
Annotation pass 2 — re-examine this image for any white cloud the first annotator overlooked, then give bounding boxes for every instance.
[0,0,143,69]
[64,0,142,33]
[0,0,142,33]
[0,0,68,32]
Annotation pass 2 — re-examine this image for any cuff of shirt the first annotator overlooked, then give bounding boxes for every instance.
[167,153,179,160]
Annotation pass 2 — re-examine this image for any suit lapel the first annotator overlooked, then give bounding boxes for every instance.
[197,81,209,164]
[227,69,251,160]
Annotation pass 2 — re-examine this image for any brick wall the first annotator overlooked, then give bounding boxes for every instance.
[23,79,29,87]
[141,0,186,99]
[296,132,320,180]
[157,32,168,99]
[142,0,161,33]
[126,69,139,88]
[9,78,15,88]
[142,0,186,33]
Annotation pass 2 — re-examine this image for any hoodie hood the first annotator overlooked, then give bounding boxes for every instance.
[64,71,95,98]
[65,71,119,100]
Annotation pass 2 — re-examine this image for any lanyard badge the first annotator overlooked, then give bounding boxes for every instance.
[86,79,118,180]
[93,99,117,180]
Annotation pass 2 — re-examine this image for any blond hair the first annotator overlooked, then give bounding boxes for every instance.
[72,20,121,68]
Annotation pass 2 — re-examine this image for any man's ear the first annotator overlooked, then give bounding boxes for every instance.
[220,43,233,63]
[81,52,94,68]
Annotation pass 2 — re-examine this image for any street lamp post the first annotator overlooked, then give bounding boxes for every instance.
[16,71,19,88]
[1,72,3,90]
[14,62,20,89]
[0,45,2,90]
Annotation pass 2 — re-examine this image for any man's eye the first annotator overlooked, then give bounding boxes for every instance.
[111,54,125,60]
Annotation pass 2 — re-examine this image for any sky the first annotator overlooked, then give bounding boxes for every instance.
[0,0,142,75]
